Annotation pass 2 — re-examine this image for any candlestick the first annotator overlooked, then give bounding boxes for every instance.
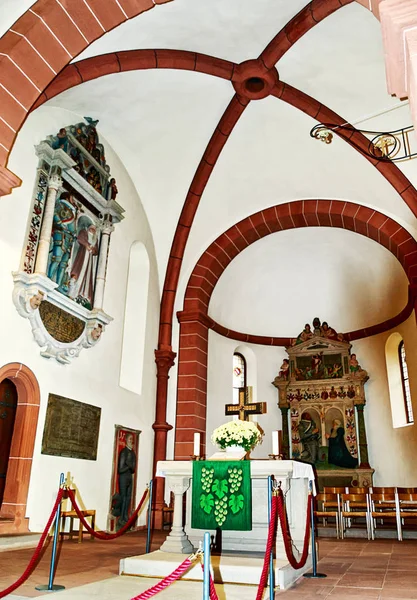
[193,432,200,457]
[272,430,280,456]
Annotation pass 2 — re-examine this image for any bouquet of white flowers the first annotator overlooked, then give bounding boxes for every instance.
[211,420,263,452]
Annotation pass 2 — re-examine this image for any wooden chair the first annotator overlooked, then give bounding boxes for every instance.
[315,492,341,538]
[341,492,371,539]
[397,487,417,495]
[323,487,346,497]
[397,492,417,535]
[372,487,396,494]
[61,490,95,543]
[369,491,401,540]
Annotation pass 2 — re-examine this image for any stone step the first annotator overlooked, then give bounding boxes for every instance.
[35,574,262,599]
[0,532,41,552]
[121,549,311,590]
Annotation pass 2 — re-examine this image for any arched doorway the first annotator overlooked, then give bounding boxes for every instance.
[0,363,40,534]
[0,379,18,508]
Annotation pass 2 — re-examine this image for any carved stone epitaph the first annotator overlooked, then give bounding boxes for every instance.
[13,120,124,364]
[41,394,101,460]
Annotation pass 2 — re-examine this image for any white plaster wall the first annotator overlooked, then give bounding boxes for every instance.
[2,106,160,531]
[209,228,409,337]
[205,331,286,460]
[353,314,417,486]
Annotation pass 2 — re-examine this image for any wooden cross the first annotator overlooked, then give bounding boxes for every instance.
[225,387,267,421]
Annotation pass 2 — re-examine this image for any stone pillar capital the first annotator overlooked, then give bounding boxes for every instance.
[177,309,213,328]
[0,166,21,197]
[48,174,62,190]
[100,220,115,235]
[155,348,176,375]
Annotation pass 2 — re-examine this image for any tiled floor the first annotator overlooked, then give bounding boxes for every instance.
[0,529,166,598]
[1,535,417,599]
[278,538,417,599]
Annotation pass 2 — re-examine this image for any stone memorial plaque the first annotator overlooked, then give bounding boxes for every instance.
[41,394,101,460]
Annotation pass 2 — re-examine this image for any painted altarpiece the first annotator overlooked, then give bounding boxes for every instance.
[108,426,141,532]
[273,320,374,489]
[12,120,124,364]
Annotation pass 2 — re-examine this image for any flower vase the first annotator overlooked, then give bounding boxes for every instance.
[224,445,248,460]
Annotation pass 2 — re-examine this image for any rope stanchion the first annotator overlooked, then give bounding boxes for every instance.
[276,488,311,570]
[0,488,64,599]
[303,481,327,579]
[67,487,148,540]
[267,475,275,600]
[35,472,66,592]
[145,479,153,554]
[255,494,278,600]
[203,531,211,600]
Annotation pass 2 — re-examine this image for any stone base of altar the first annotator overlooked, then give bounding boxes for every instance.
[120,550,312,590]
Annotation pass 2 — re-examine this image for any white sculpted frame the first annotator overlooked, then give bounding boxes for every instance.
[12,122,124,365]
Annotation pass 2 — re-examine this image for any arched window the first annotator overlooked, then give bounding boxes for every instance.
[119,242,150,395]
[386,333,414,428]
[233,352,246,404]
[399,341,414,424]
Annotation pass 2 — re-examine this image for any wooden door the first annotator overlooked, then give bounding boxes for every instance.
[0,379,18,507]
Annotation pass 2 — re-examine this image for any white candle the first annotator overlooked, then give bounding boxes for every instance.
[272,430,280,456]
[193,432,200,457]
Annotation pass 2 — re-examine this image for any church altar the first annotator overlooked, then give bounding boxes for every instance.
[160,460,312,573]
[121,459,314,590]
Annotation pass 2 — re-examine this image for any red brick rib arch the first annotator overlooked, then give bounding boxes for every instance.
[174,199,417,459]
[0,0,173,192]
[0,0,366,195]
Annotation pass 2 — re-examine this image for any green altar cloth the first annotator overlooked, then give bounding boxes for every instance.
[191,460,252,531]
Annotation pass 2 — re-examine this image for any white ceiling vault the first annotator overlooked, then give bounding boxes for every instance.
[6,0,417,334]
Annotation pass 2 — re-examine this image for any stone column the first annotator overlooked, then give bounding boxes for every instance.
[93,218,114,310]
[160,476,193,553]
[152,348,176,529]
[34,174,62,275]
[355,403,370,468]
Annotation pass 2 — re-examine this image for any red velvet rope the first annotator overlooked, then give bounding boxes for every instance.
[67,487,148,540]
[198,560,219,600]
[0,488,64,599]
[130,556,194,599]
[209,571,218,600]
[255,494,278,600]
[276,489,312,570]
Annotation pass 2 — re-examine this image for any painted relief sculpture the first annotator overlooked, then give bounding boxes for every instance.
[12,119,124,364]
[273,317,373,487]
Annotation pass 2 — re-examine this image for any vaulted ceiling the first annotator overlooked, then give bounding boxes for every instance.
[2,0,417,335]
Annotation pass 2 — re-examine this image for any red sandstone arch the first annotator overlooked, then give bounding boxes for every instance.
[0,0,174,193]
[0,363,40,533]
[0,0,367,195]
[174,200,417,459]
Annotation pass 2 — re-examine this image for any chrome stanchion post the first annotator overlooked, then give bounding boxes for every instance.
[35,472,66,592]
[146,479,153,554]
[203,531,211,600]
[303,480,326,579]
[267,475,275,599]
